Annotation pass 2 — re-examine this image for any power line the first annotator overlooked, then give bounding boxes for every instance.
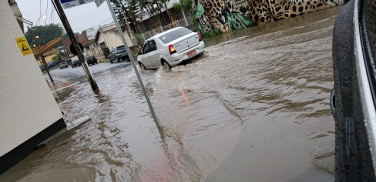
[69,8,108,22]
[49,2,54,24]
[39,0,42,17]
[45,0,49,25]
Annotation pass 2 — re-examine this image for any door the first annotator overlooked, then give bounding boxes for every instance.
[140,41,151,67]
[148,40,159,68]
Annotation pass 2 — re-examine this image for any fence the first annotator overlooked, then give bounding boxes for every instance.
[132,16,197,44]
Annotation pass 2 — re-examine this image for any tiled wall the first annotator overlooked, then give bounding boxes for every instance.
[0,1,63,157]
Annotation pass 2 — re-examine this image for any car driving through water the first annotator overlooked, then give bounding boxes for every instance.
[137,27,205,70]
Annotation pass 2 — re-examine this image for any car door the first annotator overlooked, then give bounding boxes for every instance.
[148,40,160,68]
[140,41,151,67]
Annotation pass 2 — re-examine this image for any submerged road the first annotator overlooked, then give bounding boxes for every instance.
[0,5,343,182]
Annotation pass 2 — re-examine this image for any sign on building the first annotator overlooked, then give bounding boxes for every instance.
[14,37,32,56]
[60,0,96,9]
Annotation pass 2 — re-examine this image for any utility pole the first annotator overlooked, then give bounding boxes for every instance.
[52,0,100,94]
[105,0,162,134]
[41,55,54,83]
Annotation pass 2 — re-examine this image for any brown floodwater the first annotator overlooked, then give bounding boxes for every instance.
[0,5,343,182]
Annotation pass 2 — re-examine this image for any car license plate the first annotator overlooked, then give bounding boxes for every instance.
[187,50,196,57]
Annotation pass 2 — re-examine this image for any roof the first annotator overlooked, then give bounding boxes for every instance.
[95,23,117,42]
[82,39,94,47]
[32,36,62,58]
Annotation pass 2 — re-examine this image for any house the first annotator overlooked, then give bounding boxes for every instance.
[62,33,89,55]
[94,23,134,58]
[0,0,66,174]
[136,0,193,37]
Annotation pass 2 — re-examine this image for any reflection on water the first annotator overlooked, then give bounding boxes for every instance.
[0,6,343,182]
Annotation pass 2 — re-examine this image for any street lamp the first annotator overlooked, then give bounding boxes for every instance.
[36,15,47,26]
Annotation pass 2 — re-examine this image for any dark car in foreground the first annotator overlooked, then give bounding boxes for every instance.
[85,55,98,65]
[331,0,376,181]
[108,45,128,63]
[71,60,80,68]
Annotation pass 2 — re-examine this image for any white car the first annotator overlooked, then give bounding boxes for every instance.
[137,27,205,70]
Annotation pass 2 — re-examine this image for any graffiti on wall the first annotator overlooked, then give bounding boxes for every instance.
[194,0,344,36]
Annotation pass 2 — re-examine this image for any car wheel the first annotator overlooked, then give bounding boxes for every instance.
[110,60,113,64]
[139,62,146,70]
[163,60,171,71]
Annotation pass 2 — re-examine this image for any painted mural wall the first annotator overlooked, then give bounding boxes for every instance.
[193,0,345,36]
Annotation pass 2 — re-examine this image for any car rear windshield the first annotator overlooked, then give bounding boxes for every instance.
[158,28,192,44]
[116,46,126,50]
[85,56,94,59]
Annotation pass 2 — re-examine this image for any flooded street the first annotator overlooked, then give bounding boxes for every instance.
[0,6,342,182]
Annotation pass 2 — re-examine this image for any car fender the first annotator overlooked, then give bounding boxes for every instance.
[159,54,170,66]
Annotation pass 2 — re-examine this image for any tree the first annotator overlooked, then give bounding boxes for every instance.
[25,24,63,47]
[82,30,87,34]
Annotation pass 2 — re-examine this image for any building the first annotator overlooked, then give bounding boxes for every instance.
[62,33,89,55]
[135,0,193,40]
[94,23,134,58]
[85,27,97,40]
[0,0,66,174]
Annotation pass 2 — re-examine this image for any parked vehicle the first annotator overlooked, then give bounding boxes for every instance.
[331,0,376,180]
[65,58,72,66]
[71,60,80,68]
[85,55,98,65]
[137,27,205,70]
[60,61,68,69]
[109,46,128,63]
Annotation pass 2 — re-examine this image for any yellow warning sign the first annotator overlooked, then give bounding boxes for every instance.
[15,37,32,56]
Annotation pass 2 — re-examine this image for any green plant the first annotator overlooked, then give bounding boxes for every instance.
[134,33,145,46]
[52,51,67,62]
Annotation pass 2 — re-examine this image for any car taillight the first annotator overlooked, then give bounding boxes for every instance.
[116,51,118,54]
[169,45,176,54]
[198,32,202,42]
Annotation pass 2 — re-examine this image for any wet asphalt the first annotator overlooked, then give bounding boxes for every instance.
[0,5,343,182]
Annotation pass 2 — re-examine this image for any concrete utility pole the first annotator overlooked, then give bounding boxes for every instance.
[41,55,54,83]
[105,0,162,134]
[52,0,100,94]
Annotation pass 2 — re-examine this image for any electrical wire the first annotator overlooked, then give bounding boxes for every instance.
[45,0,49,25]
[40,0,42,17]
[69,8,108,22]
[49,5,53,24]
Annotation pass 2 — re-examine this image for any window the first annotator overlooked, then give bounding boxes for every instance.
[142,41,150,54]
[158,27,192,44]
[116,46,126,51]
[149,40,157,52]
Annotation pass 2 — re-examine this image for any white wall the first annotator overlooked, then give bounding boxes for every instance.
[0,1,63,157]
[86,27,97,40]
[97,29,133,50]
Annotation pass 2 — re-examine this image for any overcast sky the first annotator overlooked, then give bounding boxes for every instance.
[16,0,114,33]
